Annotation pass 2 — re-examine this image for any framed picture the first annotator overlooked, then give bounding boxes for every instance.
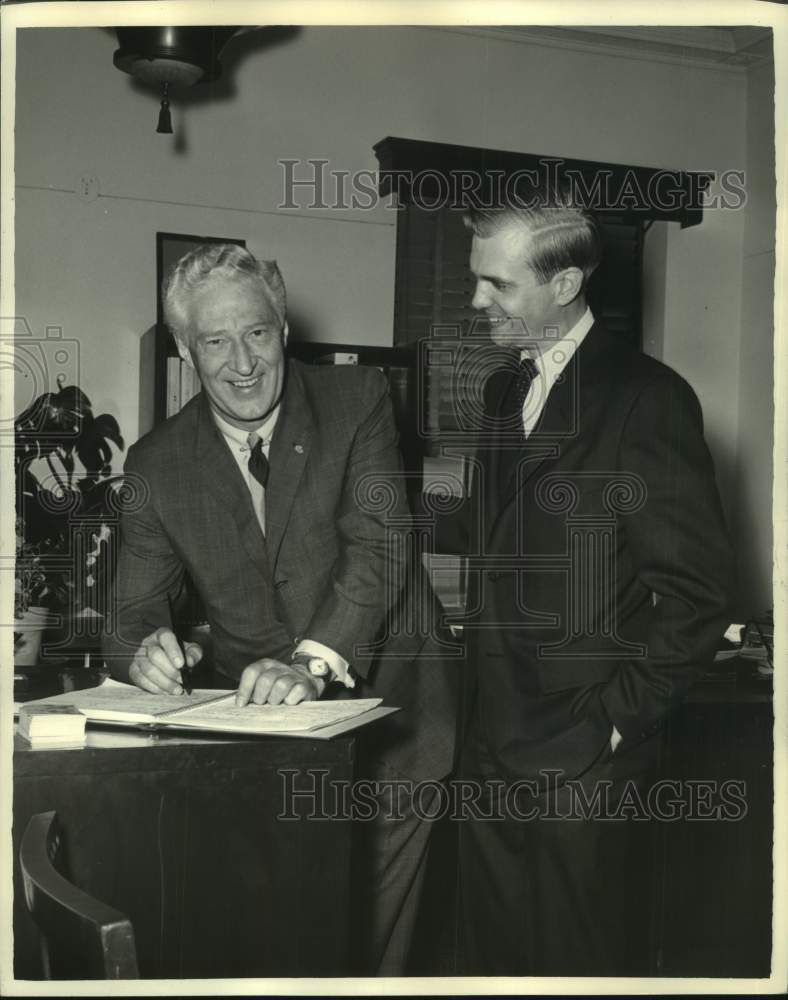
[155,232,246,328]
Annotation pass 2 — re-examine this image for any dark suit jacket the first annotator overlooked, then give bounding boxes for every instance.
[103,360,458,781]
[451,322,734,783]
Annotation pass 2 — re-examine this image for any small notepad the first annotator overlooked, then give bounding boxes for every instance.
[18,704,87,745]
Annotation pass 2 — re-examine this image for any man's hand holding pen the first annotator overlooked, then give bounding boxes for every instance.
[128,628,325,705]
[129,626,203,696]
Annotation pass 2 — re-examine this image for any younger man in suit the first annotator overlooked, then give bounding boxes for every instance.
[450,189,734,975]
[103,243,458,974]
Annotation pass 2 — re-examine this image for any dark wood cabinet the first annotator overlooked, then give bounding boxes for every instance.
[410,679,775,978]
[652,684,773,976]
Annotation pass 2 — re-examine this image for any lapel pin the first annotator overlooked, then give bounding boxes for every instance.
[294,443,304,454]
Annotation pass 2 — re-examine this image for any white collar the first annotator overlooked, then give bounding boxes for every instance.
[211,403,281,451]
[521,307,594,384]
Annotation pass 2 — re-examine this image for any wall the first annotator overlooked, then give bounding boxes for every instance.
[13,25,770,609]
[733,57,776,615]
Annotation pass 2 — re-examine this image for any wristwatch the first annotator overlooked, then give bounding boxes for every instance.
[291,651,332,680]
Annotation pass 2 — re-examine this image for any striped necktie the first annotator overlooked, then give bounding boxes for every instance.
[247,432,270,488]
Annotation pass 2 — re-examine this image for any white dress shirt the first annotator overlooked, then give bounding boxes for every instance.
[211,404,353,688]
[520,307,594,437]
[213,405,280,533]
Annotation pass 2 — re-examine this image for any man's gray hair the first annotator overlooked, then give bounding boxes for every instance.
[163,243,287,339]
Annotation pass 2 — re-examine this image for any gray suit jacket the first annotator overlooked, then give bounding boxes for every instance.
[103,360,459,780]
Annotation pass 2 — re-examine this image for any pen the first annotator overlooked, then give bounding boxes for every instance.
[166,593,192,695]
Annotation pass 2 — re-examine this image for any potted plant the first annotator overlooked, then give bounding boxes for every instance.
[14,381,124,665]
[13,518,52,665]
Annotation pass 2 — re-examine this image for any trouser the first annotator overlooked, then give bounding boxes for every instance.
[349,760,442,976]
[209,667,446,975]
[457,716,660,976]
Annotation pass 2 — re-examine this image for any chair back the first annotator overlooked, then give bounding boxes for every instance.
[19,811,139,979]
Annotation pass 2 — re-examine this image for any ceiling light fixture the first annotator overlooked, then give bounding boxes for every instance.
[113,26,241,133]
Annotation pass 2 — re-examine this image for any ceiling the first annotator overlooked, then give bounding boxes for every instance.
[446,24,774,71]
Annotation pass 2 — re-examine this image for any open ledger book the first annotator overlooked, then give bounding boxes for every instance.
[23,678,395,739]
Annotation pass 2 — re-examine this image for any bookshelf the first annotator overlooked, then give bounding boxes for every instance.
[286,340,423,482]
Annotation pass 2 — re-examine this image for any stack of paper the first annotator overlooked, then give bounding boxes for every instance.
[18,704,87,746]
[18,678,396,739]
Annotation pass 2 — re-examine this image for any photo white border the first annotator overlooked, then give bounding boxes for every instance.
[1,1,784,995]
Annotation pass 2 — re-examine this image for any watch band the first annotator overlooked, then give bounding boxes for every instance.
[291,651,331,679]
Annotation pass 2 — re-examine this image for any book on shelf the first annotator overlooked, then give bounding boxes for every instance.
[180,360,201,407]
[166,355,181,417]
[17,678,395,740]
[315,352,359,365]
[422,455,467,498]
[166,357,202,417]
[385,365,410,416]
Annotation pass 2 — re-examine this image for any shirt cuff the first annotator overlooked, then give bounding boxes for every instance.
[294,639,355,689]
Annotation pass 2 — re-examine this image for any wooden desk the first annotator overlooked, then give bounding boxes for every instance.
[14,726,355,979]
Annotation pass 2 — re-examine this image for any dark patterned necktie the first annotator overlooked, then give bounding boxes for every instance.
[497,356,539,492]
[501,355,539,438]
[247,432,270,488]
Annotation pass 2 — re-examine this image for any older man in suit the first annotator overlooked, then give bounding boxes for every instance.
[102,243,458,975]
[449,190,734,975]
